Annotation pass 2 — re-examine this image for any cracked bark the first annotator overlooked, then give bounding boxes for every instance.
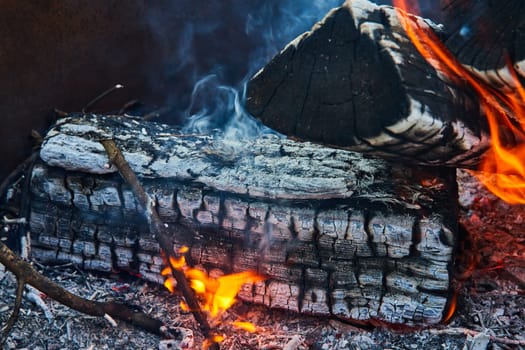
[100,138,219,349]
[20,113,459,326]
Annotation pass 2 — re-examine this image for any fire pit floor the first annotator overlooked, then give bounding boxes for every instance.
[1,171,523,350]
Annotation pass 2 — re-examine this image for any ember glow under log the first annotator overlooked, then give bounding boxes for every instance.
[25,114,458,326]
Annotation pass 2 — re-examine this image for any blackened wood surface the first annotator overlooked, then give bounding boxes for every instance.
[28,114,458,326]
[442,0,525,88]
[246,0,490,167]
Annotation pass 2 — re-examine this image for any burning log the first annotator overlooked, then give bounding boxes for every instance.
[392,0,525,204]
[441,0,525,89]
[245,0,491,167]
[99,138,220,348]
[23,113,458,326]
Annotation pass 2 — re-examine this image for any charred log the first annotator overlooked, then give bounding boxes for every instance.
[100,138,219,348]
[245,0,490,167]
[442,0,525,88]
[24,114,459,326]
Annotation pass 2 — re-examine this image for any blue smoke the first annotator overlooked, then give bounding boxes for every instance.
[179,0,344,138]
[143,1,439,139]
[245,1,344,73]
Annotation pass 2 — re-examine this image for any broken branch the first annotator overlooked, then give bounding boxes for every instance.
[81,84,124,114]
[429,327,525,346]
[100,139,220,350]
[0,241,167,342]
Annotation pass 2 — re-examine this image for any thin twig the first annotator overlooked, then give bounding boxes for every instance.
[30,130,44,149]
[2,217,26,225]
[53,109,69,118]
[2,275,24,340]
[0,153,38,205]
[142,106,171,121]
[0,152,38,253]
[0,241,168,343]
[104,313,118,327]
[430,327,525,346]
[118,99,140,115]
[25,285,54,322]
[82,84,124,114]
[100,139,220,350]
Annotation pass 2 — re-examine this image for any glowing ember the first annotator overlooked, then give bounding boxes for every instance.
[442,292,457,324]
[180,301,190,311]
[162,245,265,344]
[394,0,525,204]
[203,335,225,349]
[231,320,257,333]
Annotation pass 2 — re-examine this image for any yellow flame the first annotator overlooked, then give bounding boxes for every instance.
[190,278,208,294]
[180,301,189,311]
[231,321,257,333]
[163,277,176,293]
[394,0,525,204]
[212,335,225,342]
[169,255,186,270]
[162,246,265,319]
[202,335,226,350]
[208,271,264,317]
[442,292,457,324]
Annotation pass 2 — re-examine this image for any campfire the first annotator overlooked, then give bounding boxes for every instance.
[1,1,524,349]
[161,245,264,328]
[394,0,525,204]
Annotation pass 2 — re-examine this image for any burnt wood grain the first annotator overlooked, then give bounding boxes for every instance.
[245,0,490,167]
[25,114,458,326]
[442,0,525,88]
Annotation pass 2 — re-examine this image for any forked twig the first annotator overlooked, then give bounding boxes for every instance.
[0,241,168,343]
[0,150,171,341]
[100,139,220,350]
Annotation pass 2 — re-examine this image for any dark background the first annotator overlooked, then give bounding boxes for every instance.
[0,0,441,182]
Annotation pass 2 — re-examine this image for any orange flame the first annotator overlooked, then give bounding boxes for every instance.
[163,276,177,293]
[182,269,265,318]
[169,255,187,270]
[441,292,457,324]
[393,0,525,204]
[162,245,265,341]
[180,301,190,311]
[231,321,258,333]
[202,335,225,350]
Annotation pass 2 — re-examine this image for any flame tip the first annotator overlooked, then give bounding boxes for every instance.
[395,0,525,204]
[231,321,258,333]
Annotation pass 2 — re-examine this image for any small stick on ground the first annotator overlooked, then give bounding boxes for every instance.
[0,241,168,343]
[25,284,54,322]
[1,273,24,341]
[100,139,220,350]
[430,327,525,346]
